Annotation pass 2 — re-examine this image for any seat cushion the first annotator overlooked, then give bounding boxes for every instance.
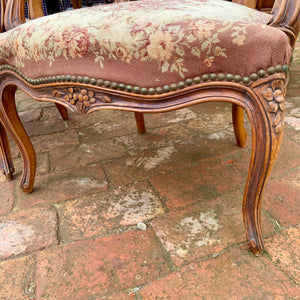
[0,0,292,92]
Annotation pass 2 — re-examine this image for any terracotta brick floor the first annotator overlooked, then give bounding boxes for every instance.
[0,44,299,300]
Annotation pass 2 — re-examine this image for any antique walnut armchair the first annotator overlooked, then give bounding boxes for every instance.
[0,0,299,255]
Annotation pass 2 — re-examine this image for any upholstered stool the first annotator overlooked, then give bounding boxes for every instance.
[0,0,299,255]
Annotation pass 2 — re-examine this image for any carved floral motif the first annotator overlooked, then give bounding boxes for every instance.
[262,80,285,134]
[52,88,112,113]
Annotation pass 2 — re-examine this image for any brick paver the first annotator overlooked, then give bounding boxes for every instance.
[57,182,165,242]
[15,164,108,209]
[265,225,300,285]
[0,255,36,300]
[149,160,245,209]
[36,230,172,299]
[264,169,300,227]
[0,181,14,216]
[150,190,275,267]
[139,246,300,299]
[0,207,57,259]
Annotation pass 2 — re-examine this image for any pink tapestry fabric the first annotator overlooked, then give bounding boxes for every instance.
[0,0,291,87]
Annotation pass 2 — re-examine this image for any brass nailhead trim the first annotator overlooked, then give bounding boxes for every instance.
[163,85,170,93]
[118,83,126,90]
[267,67,276,75]
[97,79,104,86]
[170,83,177,91]
[225,74,234,81]
[234,75,242,82]
[141,87,148,95]
[258,70,266,78]
[111,82,118,89]
[156,87,163,94]
[217,73,225,81]
[242,77,251,84]
[194,76,201,84]
[185,78,193,86]
[210,73,217,81]
[126,85,133,92]
[0,64,289,96]
[178,81,185,89]
[148,88,155,95]
[249,73,259,81]
[133,86,140,94]
[104,80,111,88]
[202,74,209,82]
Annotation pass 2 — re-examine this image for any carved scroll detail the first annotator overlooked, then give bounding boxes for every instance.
[261,80,285,134]
[52,87,112,113]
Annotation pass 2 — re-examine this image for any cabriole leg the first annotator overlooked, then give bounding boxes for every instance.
[0,85,36,193]
[243,79,285,255]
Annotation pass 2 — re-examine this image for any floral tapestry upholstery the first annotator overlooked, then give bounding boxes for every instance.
[0,0,292,88]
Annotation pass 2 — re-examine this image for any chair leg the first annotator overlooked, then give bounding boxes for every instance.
[232,104,247,147]
[243,81,285,255]
[55,103,69,120]
[134,112,146,134]
[0,122,14,181]
[0,85,36,193]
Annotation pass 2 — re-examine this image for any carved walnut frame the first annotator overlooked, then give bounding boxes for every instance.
[0,0,299,255]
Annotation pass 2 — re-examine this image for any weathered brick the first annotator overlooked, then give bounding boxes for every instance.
[24,117,66,137]
[265,225,300,285]
[285,116,300,131]
[149,159,245,209]
[78,115,138,140]
[19,108,42,123]
[0,255,36,300]
[116,124,192,155]
[15,92,53,112]
[0,181,14,216]
[264,170,300,227]
[268,138,300,179]
[14,152,50,177]
[105,291,136,300]
[50,139,127,171]
[183,109,233,135]
[175,135,241,165]
[0,207,57,259]
[16,164,108,209]
[57,182,165,242]
[67,109,130,130]
[150,191,274,266]
[289,131,300,144]
[143,107,197,130]
[105,145,188,186]
[31,130,79,153]
[189,101,232,115]
[139,246,300,299]
[36,230,172,299]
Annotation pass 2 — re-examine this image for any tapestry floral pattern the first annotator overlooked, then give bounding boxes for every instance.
[0,0,269,78]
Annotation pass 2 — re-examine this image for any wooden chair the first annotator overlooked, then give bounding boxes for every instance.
[0,0,299,255]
